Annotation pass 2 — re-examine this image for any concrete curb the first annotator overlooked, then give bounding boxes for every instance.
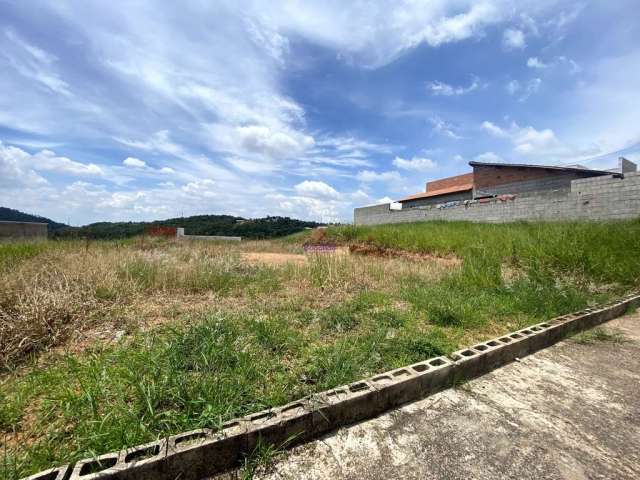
[23,292,640,480]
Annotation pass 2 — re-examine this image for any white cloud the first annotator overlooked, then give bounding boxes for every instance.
[350,189,370,202]
[480,120,601,160]
[245,19,290,67]
[33,149,103,176]
[315,135,393,156]
[181,179,216,198]
[502,29,526,50]
[526,55,580,74]
[294,180,340,199]
[356,170,402,182]
[2,29,71,97]
[97,191,146,209]
[567,58,582,74]
[426,77,482,96]
[506,80,520,95]
[0,141,48,187]
[258,1,507,68]
[376,196,393,204]
[481,121,508,138]
[527,57,548,69]
[115,130,185,157]
[0,141,103,185]
[392,156,437,171]
[519,78,542,102]
[123,157,146,168]
[430,116,462,140]
[235,125,315,158]
[512,126,559,154]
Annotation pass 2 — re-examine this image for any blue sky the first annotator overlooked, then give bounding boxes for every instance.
[1,0,639,224]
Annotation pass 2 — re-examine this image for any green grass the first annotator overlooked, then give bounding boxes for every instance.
[0,241,50,271]
[239,436,291,480]
[3,221,640,478]
[0,310,456,477]
[329,220,640,286]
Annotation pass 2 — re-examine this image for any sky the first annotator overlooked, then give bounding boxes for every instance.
[1,0,639,225]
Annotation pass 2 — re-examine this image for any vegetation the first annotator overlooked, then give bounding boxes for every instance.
[55,215,322,240]
[571,327,628,345]
[2,220,639,478]
[0,207,323,240]
[328,220,640,286]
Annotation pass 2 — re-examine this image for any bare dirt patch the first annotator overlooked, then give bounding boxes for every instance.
[242,248,349,266]
[348,243,461,267]
[242,252,308,266]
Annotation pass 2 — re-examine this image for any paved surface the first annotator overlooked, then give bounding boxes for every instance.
[216,312,640,480]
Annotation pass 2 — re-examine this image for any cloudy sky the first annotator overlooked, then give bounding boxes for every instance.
[1,1,639,224]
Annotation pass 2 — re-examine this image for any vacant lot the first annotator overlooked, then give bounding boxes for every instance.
[2,221,640,478]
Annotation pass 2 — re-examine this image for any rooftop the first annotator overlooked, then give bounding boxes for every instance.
[399,183,473,202]
[468,161,622,177]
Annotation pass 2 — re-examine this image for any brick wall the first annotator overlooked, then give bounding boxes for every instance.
[0,221,48,238]
[472,165,602,196]
[427,172,474,192]
[354,172,640,225]
[402,190,473,208]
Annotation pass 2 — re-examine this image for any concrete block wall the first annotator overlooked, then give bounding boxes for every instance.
[354,172,640,225]
[176,228,241,242]
[0,221,47,239]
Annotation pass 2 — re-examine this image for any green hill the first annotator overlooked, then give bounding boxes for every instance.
[59,215,322,239]
[0,207,323,239]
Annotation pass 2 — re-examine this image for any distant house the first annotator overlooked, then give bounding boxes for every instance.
[398,158,637,209]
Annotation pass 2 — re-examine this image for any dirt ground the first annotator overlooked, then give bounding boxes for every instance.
[212,312,640,480]
[241,247,350,266]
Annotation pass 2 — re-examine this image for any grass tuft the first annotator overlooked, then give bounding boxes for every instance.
[572,327,628,345]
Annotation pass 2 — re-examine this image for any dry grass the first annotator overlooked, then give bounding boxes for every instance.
[0,237,449,371]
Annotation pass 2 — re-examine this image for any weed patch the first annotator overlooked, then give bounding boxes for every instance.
[572,327,628,345]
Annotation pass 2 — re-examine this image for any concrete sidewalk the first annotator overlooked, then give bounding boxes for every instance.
[221,312,640,480]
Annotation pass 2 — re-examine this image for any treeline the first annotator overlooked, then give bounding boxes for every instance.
[58,215,322,239]
[1,208,324,240]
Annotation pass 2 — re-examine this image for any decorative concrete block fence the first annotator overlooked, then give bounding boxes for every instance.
[25,292,640,480]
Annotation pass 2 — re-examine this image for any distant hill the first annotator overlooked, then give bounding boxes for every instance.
[0,207,322,239]
[0,207,68,232]
[59,215,322,239]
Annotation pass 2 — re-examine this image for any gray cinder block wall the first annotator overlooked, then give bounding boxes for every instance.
[176,227,241,242]
[354,172,640,225]
[0,221,48,239]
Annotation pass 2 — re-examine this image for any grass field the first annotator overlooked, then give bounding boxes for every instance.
[2,220,640,478]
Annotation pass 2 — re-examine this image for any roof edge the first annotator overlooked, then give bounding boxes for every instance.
[468,161,622,177]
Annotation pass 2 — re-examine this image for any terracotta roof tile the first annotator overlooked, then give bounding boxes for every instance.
[399,183,473,202]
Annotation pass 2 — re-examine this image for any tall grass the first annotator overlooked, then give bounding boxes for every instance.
[329,220,640,286]
[0,241,50,271]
